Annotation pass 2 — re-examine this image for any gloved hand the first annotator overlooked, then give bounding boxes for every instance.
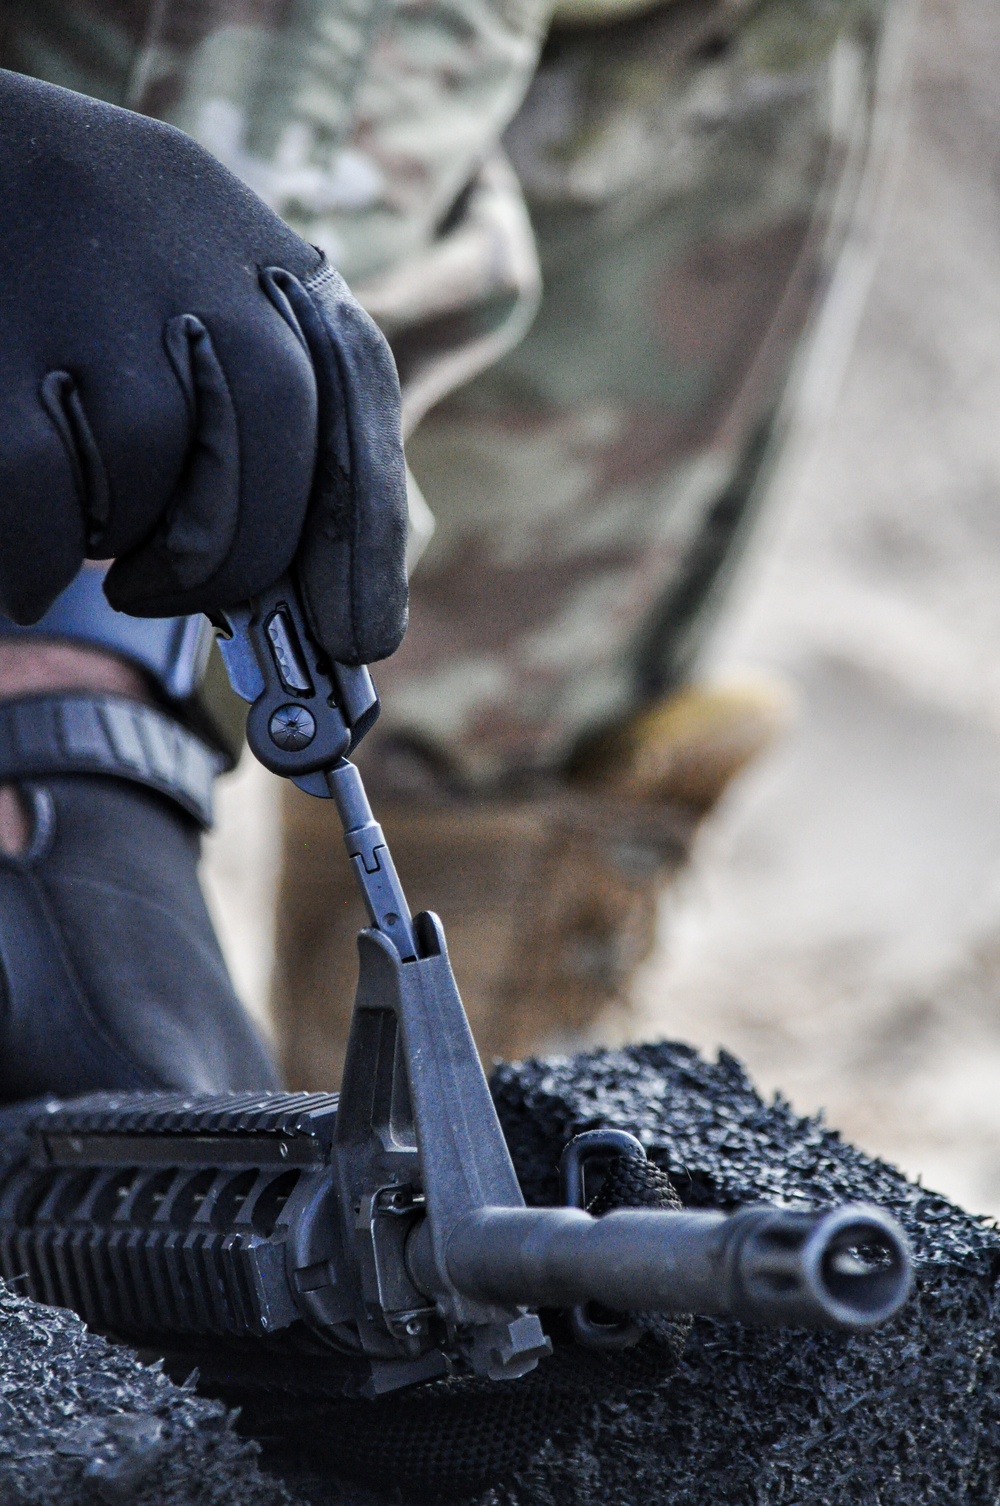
[0,69,408,666]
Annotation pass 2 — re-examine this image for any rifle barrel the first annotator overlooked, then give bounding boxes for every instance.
[419,1202,912,1330]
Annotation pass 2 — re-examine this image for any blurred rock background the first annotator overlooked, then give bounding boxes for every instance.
[202,0,1000,1218]
[594,0,1000,1219]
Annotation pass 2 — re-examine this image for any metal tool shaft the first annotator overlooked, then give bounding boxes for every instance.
[326,758,419,961]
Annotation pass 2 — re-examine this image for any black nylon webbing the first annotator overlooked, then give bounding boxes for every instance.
[0,693,224,827]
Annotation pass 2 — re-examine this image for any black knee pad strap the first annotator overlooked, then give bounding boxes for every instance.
[0,693,224,827]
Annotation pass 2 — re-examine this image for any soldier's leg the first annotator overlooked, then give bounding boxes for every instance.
[0,568,279,1102]
[272,0,899,1086]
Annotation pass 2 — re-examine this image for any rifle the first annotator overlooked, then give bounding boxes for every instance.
[0,576,912,1400]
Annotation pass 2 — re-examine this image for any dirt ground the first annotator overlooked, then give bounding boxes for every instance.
[202,0,1000,1220]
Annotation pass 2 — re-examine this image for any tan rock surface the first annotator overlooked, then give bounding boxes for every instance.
[596,0,1000,1219]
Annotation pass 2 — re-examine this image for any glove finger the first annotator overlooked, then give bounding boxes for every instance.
[105,316,239,607]
[262,263,409,666]
[104,316,239,605]
[103,314,240,614]
[39,372,112,552]
[106,305,319,621]
[161,315,241,588]
[0,391,86,623]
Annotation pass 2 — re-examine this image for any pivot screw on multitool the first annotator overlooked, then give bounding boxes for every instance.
[269,704,316,751]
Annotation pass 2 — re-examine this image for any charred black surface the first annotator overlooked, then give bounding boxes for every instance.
[0,1284,294,1504]
[2,1042,997,1504]
[484,1043,1000,1505]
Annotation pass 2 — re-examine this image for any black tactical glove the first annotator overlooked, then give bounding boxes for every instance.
[0,69,408,666]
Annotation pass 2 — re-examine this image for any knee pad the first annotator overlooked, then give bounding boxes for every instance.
[0,693,279,1103]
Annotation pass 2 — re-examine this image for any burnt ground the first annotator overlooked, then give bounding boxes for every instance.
[2,1042,998,1505]
[0,1288,292,1505]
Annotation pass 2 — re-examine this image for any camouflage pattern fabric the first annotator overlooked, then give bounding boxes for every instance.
[1,0,906,1079]
[0,0,551,436]
[374,0,902,784]
[272,0,904,1083]
[0,0,899,779]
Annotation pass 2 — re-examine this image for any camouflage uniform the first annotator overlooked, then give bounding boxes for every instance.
[384,0,896,778]
[274,0,905,1085]
[0,0,549,441]
[0,0,906,1084]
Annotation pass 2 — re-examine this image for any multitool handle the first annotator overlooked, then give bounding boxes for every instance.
[215,573,418,960]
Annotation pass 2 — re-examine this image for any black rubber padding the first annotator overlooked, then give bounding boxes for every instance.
[233,1152,689,1501]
